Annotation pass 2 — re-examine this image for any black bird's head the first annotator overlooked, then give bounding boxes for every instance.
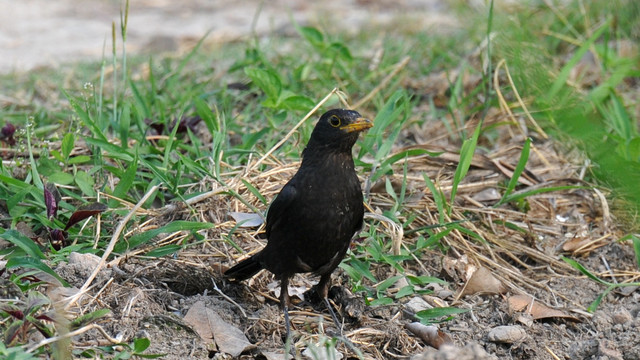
[305,109,373,154]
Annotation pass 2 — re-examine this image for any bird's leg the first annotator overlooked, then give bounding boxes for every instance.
[317,273,342,334]
[280,276,292,343]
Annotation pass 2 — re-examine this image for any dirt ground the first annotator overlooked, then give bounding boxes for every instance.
[5,1,640,359]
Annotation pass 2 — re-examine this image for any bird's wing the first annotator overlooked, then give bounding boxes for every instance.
[265,181,298,238]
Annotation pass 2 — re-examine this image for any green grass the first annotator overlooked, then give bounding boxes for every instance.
[1,0,639,356]
[488,0,640,220]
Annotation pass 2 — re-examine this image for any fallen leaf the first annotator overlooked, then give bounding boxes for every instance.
[441,255,472,282]
[229,211,264,227]
[405,322,453,349]
[184,300,255,357]
[458,267,506,298]
[268,281,307,301]
[472,187,501,202]
[562,237,591,253]
[507,295,581,322]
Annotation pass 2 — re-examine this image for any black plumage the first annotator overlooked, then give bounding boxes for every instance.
[224,109,372,337]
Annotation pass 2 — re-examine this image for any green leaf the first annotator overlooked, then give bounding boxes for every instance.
[120,103,131,148]
[61,133,75,162]
[6,256,70,287]
[70,309,111,330]
[68,155,92,164]
[369,297,393,306]
[451,122,481,205]
[245,67,282,101]
[111,153,138,205]
[587,286,614,313]
[416,307,469,324]
[395,285,415,299]
[377,275,403,292]
[145,245,182,257]
[280,94,315,111]
[75,171,96,197]
[423,173,446,224]
[561,256,611,286]
[132,338,151,353]
[406,275,447,286]
[299,26,324,46]
[632,235,640,269]
[241,179,267,205]
[49,171,75,185]
[328,42,353,61]
[84,137,134,161]
[1,230,46,260]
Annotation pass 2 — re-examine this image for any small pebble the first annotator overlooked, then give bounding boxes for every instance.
[487,325,526,344]
[611,309,632,325]
[405,297,433,313]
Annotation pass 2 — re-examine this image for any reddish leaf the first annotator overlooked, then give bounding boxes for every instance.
[44,183,61,219]
[0,122,16,146]
[64,202,108,231]
[0,304,24,320]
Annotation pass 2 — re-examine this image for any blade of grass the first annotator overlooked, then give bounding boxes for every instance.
[561,256,611,285]
[496,137,531,206]
[546,18,611,101]
[501,185,586,204]
[423,173,446,224]
[450,122,481,210]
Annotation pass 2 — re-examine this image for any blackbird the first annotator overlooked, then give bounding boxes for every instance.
[224,109,372,338]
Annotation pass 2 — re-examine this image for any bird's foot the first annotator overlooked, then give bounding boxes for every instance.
[301,284,324,309]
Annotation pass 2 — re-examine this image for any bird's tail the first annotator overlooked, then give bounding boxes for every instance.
[224,255,263,281]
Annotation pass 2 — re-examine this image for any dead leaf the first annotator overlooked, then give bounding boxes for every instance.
[458,267,507,298]
[472,188,501,202]
[268,280,307,301]
[562,237,591,253]
[441,255,472,282]
[229,211,264,227]
[184,300,255,357]
[507,295,581,322]
[405,322,453,349]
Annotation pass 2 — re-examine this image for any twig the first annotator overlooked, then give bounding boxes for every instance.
[212,278,248,318]
[25,323,120,353]
[353,56,410,109]
[364,212,403,256]
[65,185,160,310]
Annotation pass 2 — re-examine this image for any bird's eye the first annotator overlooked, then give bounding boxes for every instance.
[329,115,341,128]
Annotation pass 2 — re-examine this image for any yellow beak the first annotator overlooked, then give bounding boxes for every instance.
[340,117,373,133]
